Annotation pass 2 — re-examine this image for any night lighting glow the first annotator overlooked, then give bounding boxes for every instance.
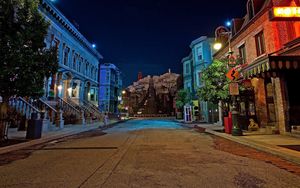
[273,7,300,18]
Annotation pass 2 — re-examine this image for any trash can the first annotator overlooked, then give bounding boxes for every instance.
[224,112,232,134]
[26,113,42,139]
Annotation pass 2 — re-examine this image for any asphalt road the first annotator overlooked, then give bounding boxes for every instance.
[0,119,300,188]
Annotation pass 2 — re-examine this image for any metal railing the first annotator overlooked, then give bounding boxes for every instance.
[9,97,41,120]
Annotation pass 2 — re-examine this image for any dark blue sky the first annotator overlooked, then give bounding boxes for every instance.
[55,0,247,86]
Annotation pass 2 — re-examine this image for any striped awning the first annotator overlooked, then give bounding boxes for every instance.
[242,55,300,78]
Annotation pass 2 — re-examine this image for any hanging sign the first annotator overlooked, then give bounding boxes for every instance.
[229,82,239,95]
[269,6,300,21]
[226,68,239,81]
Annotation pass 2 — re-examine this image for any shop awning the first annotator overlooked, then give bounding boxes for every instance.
[242,55,300,78]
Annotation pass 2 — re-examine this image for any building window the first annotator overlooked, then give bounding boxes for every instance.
[90,88,95,101]
[106,72,110,82]
[106,88,109,97]
[185,63,190,74]
[198,72,202,85]
[63,47,69,65]
[197,47,202,61]
[73,54,77,70]
[255,31,265,57]
[86,63,88,75]
[265,79,276,122]
[238,44,246,64]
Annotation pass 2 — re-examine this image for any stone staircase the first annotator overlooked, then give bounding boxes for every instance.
[8,97,55,131]
[66,98,102,123]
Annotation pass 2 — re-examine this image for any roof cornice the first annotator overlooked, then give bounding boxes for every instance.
[40,0,103,60]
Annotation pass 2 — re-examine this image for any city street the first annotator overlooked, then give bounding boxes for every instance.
[0,119,300,188]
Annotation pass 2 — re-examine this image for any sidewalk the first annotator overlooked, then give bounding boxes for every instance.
[194,123,300,165]
[0,118,128,155]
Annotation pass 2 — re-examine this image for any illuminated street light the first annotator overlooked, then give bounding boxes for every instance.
[92,44,96,48]
[214,26,242,136]
[122,90,126,95]
[213,42,222,50]
[226,21,231,27]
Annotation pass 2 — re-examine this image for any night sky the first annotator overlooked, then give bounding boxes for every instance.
[55,0,247,86]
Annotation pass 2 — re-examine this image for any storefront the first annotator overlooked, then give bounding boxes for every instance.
[242,55,300,134]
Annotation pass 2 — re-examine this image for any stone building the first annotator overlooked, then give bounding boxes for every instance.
[40,0,102,106]
[6,0,104,128]
[214,0,300,134]
[7,0,103,131]
[126,70,181,116]
[99,63,122,113]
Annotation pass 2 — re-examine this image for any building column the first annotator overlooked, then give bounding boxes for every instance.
[274,77,288,134]
[55,73,63,99]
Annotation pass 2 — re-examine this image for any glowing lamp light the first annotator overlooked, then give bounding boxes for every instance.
[213,42,222,50]
[273,7,300,18]
[226,21,231,27]
[122,90,126,94]
[57,85,62,91]
[92,44,96,48]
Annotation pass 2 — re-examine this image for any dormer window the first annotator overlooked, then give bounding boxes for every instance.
[247,0,255,20]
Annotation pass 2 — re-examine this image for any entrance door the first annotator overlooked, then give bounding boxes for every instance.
[286,71,300,126]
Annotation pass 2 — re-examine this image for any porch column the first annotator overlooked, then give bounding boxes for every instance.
[79,81,85,102]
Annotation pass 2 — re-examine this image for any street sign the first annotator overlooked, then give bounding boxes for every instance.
[229,82,239,95]
[226,68,239,81]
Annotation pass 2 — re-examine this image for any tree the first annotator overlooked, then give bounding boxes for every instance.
[0,0,58,101]
[197,60,230,104]
[175,89,192,110]
[0,0,58,136]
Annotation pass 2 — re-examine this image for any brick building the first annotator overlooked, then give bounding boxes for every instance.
[214,0,300,134]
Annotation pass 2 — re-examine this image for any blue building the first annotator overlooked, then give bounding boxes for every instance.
[99,63,122,113]
[182,53,193,93]
[40,0,102,107]
[182,36,218,123]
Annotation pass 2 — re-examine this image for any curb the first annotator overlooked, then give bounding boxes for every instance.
[0,120,127,155]
[204,128,300,166]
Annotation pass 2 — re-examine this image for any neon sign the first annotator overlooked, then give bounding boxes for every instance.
[270,7,300,21]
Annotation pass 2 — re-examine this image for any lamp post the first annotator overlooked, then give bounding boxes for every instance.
[214,26,242,136]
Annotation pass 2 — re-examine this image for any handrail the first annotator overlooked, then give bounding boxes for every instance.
[18,97,41,112]
[39,98,57,113]
[57,97,81,114]
[67,98,93,116]
[82,100,98,112]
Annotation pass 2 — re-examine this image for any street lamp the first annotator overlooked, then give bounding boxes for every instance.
[214,26,242,136]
